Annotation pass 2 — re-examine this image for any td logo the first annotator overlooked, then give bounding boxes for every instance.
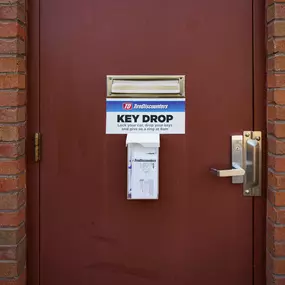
[122,103,133,110]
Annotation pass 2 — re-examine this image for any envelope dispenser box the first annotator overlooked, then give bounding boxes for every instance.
[126,134,160,200]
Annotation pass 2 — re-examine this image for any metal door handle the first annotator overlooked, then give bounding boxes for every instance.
[210,131,262,196]
[211,163,245,177]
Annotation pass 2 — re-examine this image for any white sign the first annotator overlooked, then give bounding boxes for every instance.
[106,98,185,134]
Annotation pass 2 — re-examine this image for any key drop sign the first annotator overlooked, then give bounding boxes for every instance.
[106,98,185,134]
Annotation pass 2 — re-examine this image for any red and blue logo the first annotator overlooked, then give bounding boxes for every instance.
[122,103,133,110]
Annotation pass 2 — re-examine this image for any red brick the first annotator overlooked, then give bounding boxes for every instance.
[268,187,276,204]
[0,58,25,73]
[268,202,285,224]
[276,191,285,207]
[0,107,25,123]
[0,124,25,141]
[0,91,26,107]
[0,223,25,246]
[268,89,274,103]
[0,157,25,175]
[268,4,275,22]
[268,38,285,54]
[268,73,285,88]
[267,273,285,285]
[268,251,285,274]
[275,37,285,51]
[0,204,25,227]
[269,137,285,154]
[269,170,285,189]
[0,263,19,278]
[268,89,285,104]
[0,39,24,54]
[268,220,285,241]
[274,90,285,104]
[273,242,285,258]
[0,234,25,277]
[268,188,285,206]
[268,105,285,120]
[0,270,25,285]
[268,201,278,223]
[0,74,25,89]
[268,235,285,257]
[0,173,25,193]
[0,236,25,260]
[268,55,285,71]
[268,57,275,71]
[268,4,285,22]
[268,38,275,55]
[0,189,25,210]
[0,254,25,278]
[0,5,25,23]
[269,139,277,155]
[0,22,25,39]
[267,105,275,120]
[0,141,24,158]
[269,154,285,171]
[268,21,285,37]
[268,121,274,134]
[268,121,285,138]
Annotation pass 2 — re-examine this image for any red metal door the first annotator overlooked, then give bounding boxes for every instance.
[39,1,255,284]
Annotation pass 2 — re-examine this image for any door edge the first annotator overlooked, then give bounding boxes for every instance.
[27,0,40,284]
[253,0,266,284]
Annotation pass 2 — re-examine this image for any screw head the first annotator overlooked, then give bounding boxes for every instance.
[245,189,250,195]
[235,145,241,151]
[255,136,260,141]
[245,133,250,137]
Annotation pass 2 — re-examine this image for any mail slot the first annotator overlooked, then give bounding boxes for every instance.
[107,75,185,98]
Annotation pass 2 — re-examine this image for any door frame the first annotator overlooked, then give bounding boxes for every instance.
[27,0,266,284]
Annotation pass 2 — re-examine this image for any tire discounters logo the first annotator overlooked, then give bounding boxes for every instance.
[122,102,168,110]
[122,103,133,110]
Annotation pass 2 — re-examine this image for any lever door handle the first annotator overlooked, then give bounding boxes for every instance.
[211,163,245,177]
[210,132,262,196]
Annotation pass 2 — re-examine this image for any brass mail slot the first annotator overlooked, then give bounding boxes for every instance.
[107,75,185,98]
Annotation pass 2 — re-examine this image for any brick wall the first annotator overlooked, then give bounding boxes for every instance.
[267,0,285,284]
[0,1,26,285]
